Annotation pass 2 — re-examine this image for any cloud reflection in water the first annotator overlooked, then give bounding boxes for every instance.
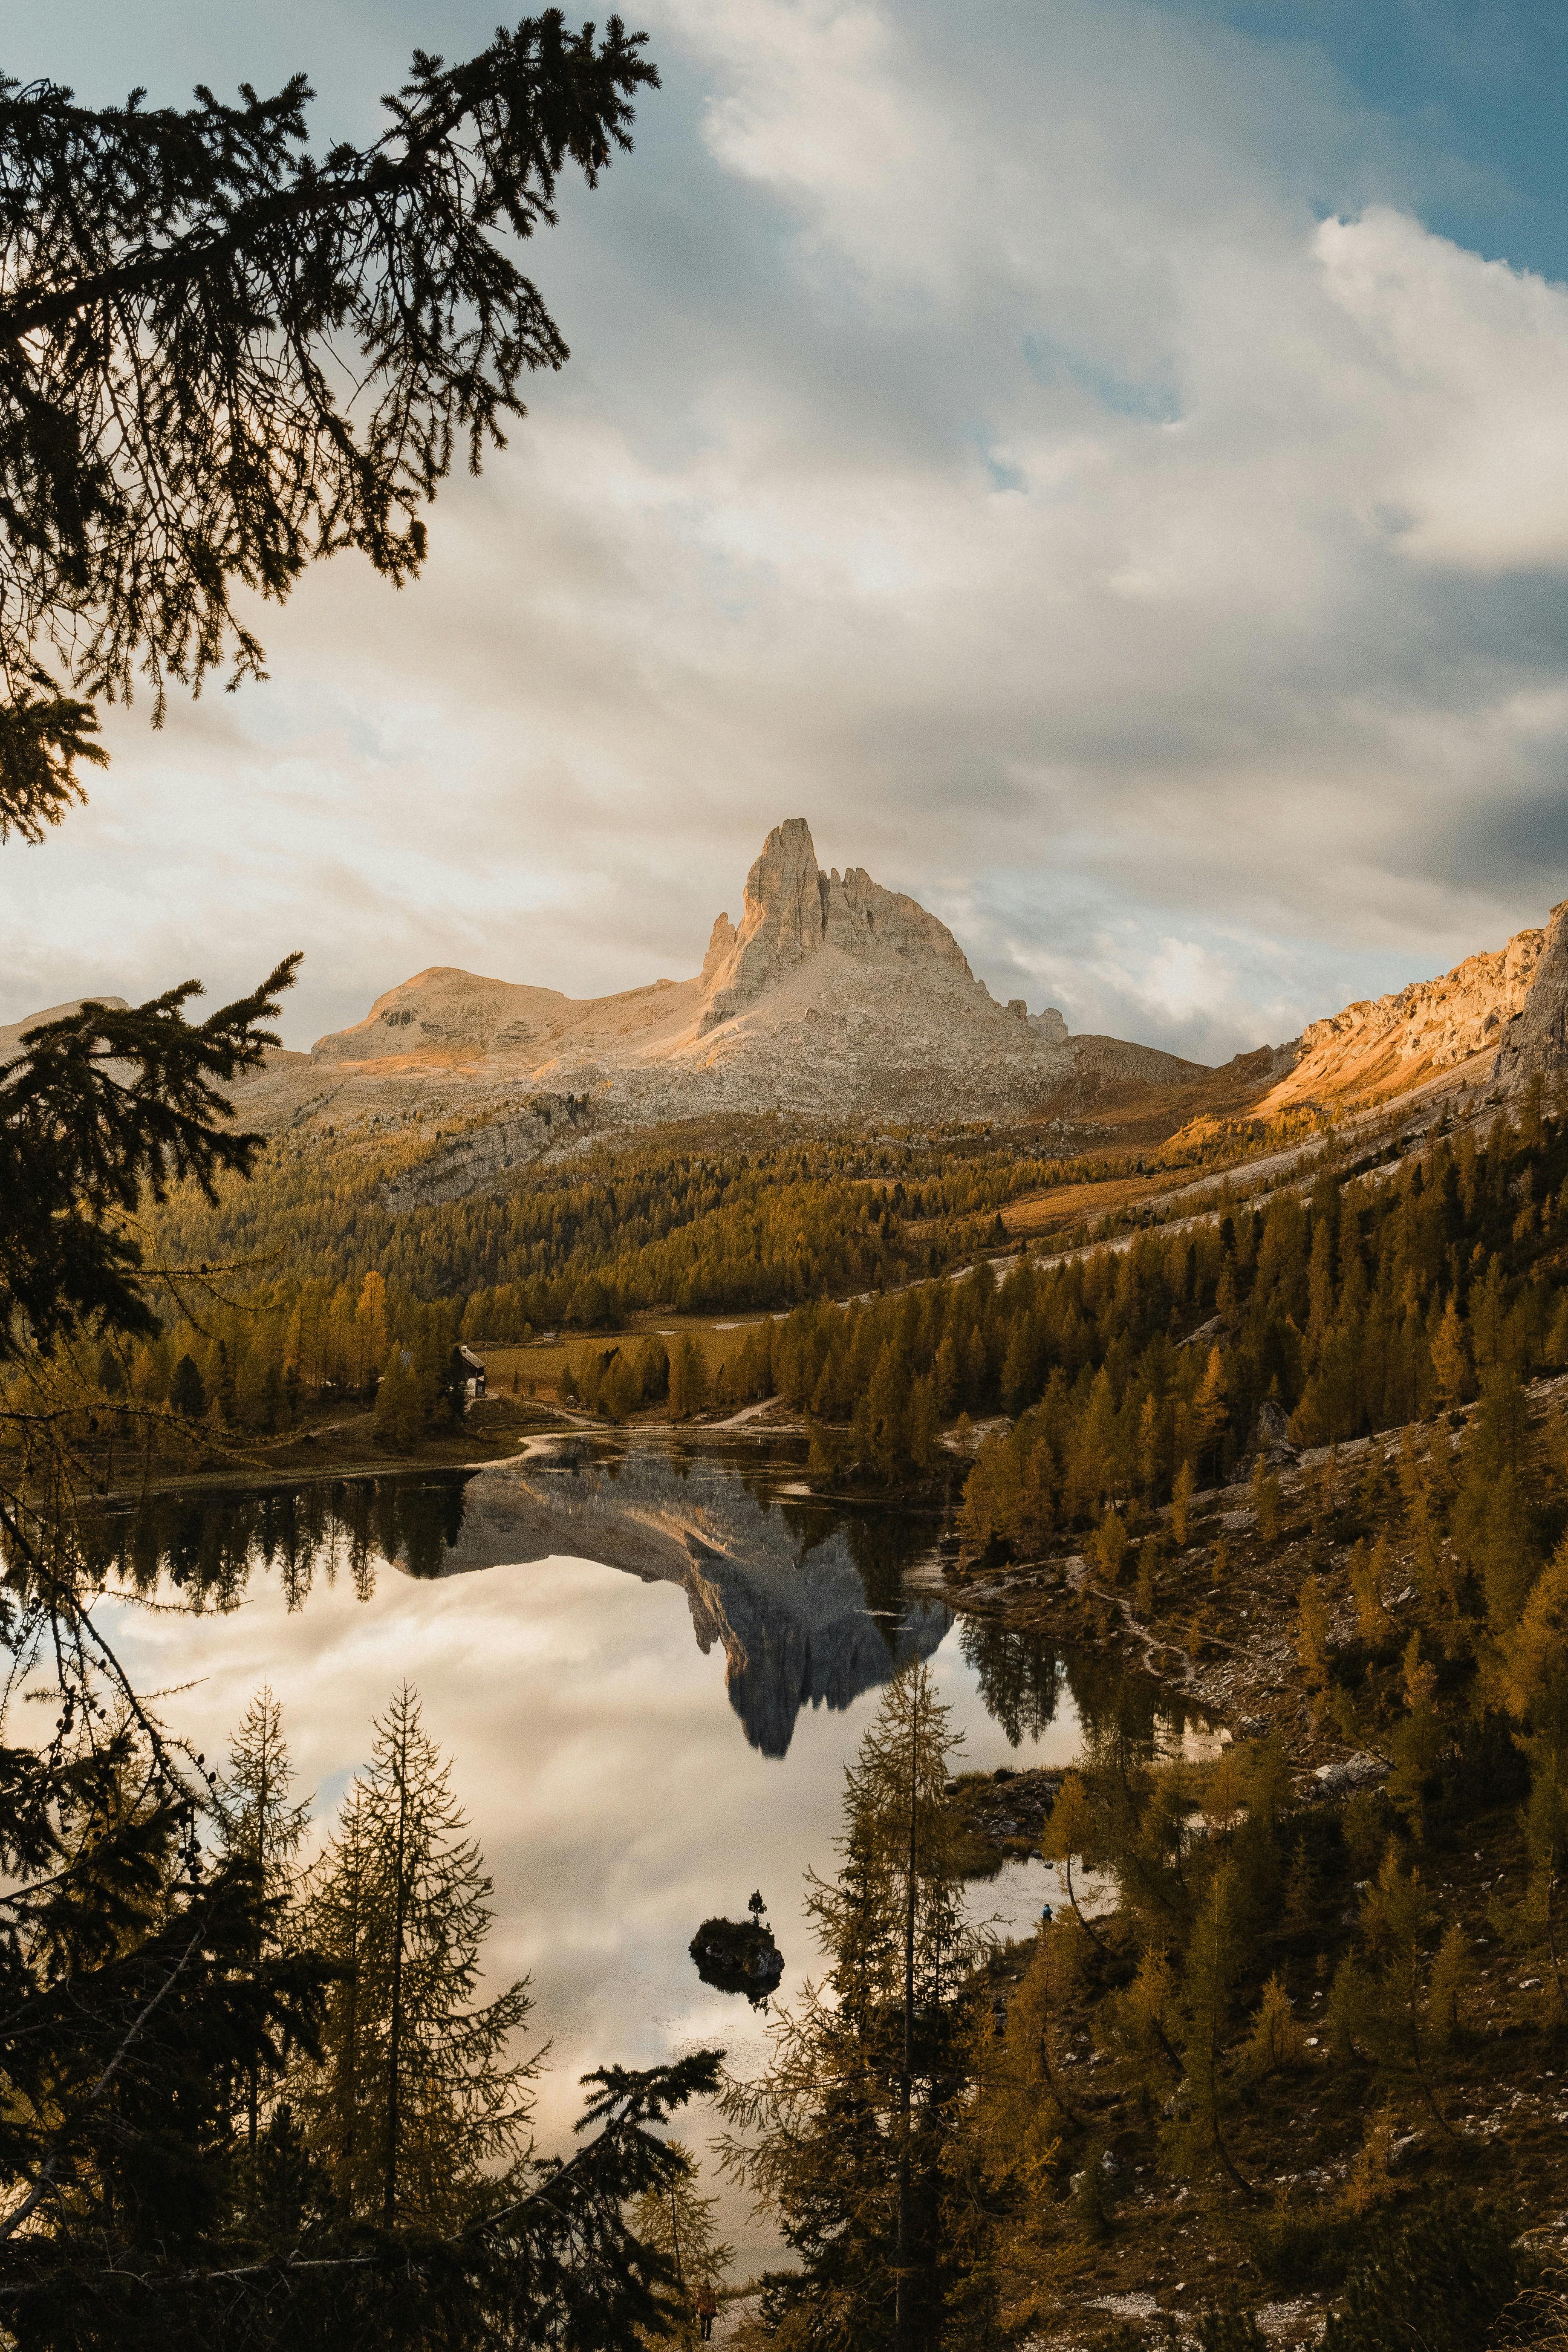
[87,1443,1185,2268]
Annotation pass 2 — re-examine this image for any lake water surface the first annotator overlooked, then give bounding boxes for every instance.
[89,1437,1198,2273]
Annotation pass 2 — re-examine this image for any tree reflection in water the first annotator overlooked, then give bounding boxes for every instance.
[959,1615,1215,1758]
[74,1448,1201,1763]
[80,1473,477,1607]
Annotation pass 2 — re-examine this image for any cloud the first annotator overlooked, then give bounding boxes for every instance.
[8,0,1568,1062]
[1317,205,1568,572]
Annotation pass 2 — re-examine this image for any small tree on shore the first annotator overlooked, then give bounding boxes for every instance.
[720,1664,994,2350]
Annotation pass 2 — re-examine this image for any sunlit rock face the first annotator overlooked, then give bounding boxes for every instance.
[699,817,974,1029]
[10,818,1219,1182]
[1495,902,1568,1090]
[202,815,1216,1175]
[423,1449,949,1757]
[1253,914,1554,1115]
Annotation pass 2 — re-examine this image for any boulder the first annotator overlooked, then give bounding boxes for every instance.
[1253,1397,1298,1466]
[1312,1752,1390,1797]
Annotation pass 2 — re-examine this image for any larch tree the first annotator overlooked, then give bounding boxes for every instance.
[353,1268,391,1392]
[719,1663,993,2352]
[296,1778,377,2217]
[219,1683,312,2156]
[300,1685,537,2231]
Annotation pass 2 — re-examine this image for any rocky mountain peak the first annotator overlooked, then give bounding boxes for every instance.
[0,996,131,1069]
[72,812,1207,1179]
[699,816,973,1029]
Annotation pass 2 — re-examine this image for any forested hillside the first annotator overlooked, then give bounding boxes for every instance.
[140,1105,1288,1328]
[142,1124,1048,1323]
[64,1082,1568,1516]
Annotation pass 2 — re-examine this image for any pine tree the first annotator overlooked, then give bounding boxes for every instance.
[1168,1868,1260,2199]
[1241,1973,1307,2078]
[1194,1346,1229,1474]
[1348,1534,1393,1647]
[374,1346,420,1446]
[1041,1773,1108,1955]
[221,1686,312,2156]
[355,1268,391,1392]
[630,2139,735,2348]
[1296,1575,1332,1718]
[1489,1536,1568,2005]
[719,1664,990,2351]
[1172,1459,1196,1546]
[1091,1504,1128,1584]
[1327,1847,1461,2141]
[298,1686,537,2229]
[669,1334,710,1421]
[167,1350,207,1419]
[300,1780,378,2215]
[1431,1295,1470,1410]
[1135,1533,1160,1616]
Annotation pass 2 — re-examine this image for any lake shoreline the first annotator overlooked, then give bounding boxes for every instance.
[82,1404,964,1514]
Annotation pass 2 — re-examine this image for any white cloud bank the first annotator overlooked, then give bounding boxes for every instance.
[6,0,1568,1059]
[1317,204,1568,573]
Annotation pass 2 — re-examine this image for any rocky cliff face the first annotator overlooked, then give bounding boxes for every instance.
[699,817,973,1028]
[1254,919,1549,1116]
[1495,903,1568,1090]
[29,837,1568,1188]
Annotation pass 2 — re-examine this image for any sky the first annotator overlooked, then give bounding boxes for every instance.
[6,0,1568,1060]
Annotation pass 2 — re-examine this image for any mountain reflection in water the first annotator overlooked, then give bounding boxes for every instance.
[84,1439,1195,1765]
[449,1446,954,1757]
[86,1442,954,1757]
[77,1439,1212,2280]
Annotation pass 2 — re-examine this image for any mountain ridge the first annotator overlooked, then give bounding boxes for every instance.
[223,817,1209,1166]
[11,826,1568,1211]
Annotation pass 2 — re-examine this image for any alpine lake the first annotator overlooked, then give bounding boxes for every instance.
[88,1435,1216,2274]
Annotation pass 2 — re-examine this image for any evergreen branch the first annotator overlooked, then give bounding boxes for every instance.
[0,16,660,836]
[476,2051,725,2234]
[0,1908,205,2240]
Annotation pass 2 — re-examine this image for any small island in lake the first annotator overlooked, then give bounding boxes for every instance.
[689,1913,785,2003]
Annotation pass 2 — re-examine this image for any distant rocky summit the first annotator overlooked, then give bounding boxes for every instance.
[0,996,130,1064]
[14,826,1568,1201]
[221,817,1205,1183]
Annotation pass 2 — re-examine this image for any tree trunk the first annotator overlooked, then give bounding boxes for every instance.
[384,1720,410,2226]
[895,1675,918,2352]
[247,1743,271,2158]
